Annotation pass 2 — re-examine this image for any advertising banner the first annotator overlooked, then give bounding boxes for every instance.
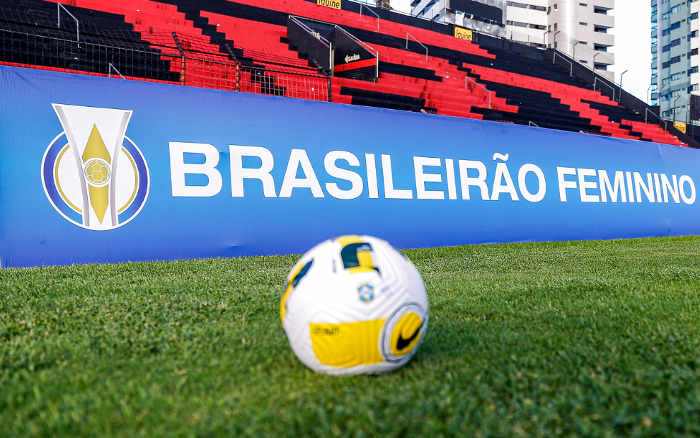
[1,65,699,267]
[317,0,341,10]
[454,26,473,41]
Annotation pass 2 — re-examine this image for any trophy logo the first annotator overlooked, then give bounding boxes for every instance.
[41,104,150,230]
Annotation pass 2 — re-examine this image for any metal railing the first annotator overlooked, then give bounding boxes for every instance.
[406,32,428,63]
[466,76,493,109]
[108,62,124,79]
[176,54,330,101]
[359,3,380,31]
[552,51,572,77]
[0,28,331,102]
[645,107,668,130]
[240,64,330,101]
[552,47,620,104]
[548,47,695,146]
[0,28,179,81]
[56,3,79,42]
[288,15,333,74]
[593,76,615,102]
[289,16,332,48]
[334,24,379,80]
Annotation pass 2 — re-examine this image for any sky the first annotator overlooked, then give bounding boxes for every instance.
[389,0,652,102]
[610,1,651,102]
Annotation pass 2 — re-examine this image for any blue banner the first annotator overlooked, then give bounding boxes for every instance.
[1,65,699,268]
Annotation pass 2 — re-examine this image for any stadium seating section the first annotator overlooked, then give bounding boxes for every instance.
[0,0,688,146]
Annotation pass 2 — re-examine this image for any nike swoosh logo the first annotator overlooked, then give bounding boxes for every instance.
[396,323,422,351]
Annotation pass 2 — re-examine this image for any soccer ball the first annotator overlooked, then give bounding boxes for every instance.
[280,235,429,375]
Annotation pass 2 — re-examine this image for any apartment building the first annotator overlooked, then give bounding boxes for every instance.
[505,1,548,47]
[651,0,700,123]
[546,1,615,80]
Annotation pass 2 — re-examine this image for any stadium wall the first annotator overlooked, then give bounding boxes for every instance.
[1,65,699,268]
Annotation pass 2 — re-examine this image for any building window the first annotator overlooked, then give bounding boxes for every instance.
[506,20,546,30]
[662,38,681,52]
[662,56,682,69]
[662,21,682,36]
[506,1,546,11]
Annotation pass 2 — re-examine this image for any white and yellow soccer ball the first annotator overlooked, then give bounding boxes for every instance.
[280,235,429,375]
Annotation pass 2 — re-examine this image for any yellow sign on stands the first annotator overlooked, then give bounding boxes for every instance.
[674,121,687,134]
[317,0,342,9]
[454,26,473,41]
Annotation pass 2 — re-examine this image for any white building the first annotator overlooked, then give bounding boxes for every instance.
[410,0,615,80]
[504,1,548,48]
[546,1,615,80]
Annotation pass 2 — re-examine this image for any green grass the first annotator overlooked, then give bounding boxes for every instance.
[1,236,698,437]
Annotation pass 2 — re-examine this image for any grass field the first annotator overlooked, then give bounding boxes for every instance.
[1,236,698,437]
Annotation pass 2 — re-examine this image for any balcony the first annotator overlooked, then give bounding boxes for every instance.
[592,0,614,9]
[592,32,614,46]
[593,14,614,28]
[593,51,614,66]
